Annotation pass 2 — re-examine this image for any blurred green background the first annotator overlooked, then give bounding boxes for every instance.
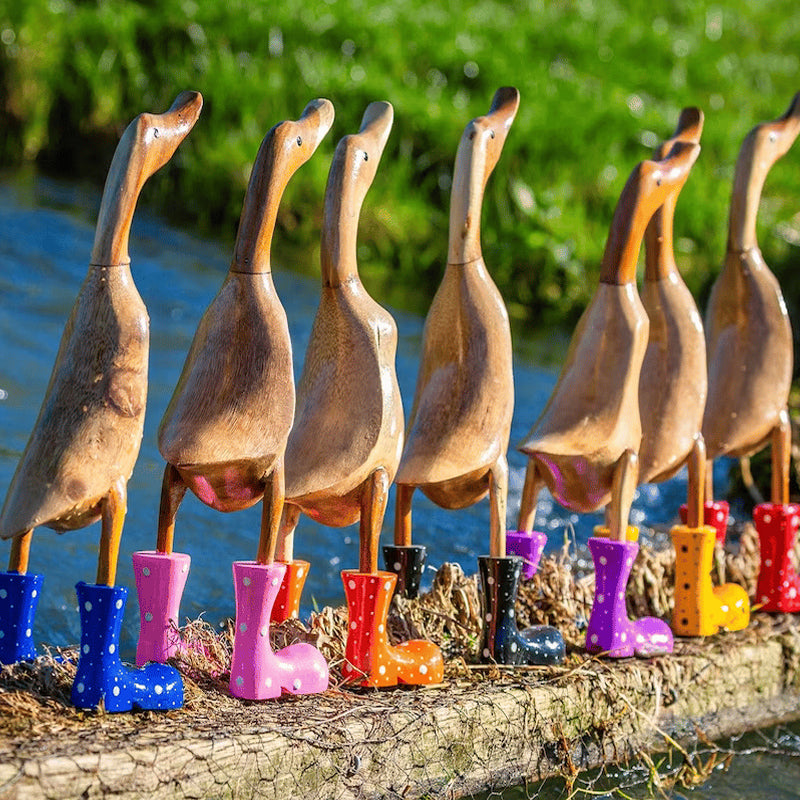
[1,0,798,338]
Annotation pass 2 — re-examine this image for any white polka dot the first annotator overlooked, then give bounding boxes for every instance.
[108,644,115,654]
[271,578,280,586]
[113,686,120,696]
[145,612,153,622]
[621,632,626,642]
[721,605,729,613]
[240,623,247,633]
[182,564,189,573]
[597,595,604,604]
[266,677,272,687]
[76,682,84,693]
[348,580,356,590]
[736,599,744,608]
[297,569,304,579]
[84,601,92,612]
[509,609,515,618]
[243,577,251,587]
[765,559,773,567]
[510,642,517,652]
[419,664,428,674]
[260,626,268,637]
[599,557,607,566]
[0,589,6,599]
[590,634,598,643]
[378,624,384,633]
[31,590,37,599]
[83,644,90,654]
[483,648,490,657]
[142,568,150,577]
[717,511,725,522]
[116,599,123,610]
[350,621,357,630]
[790,588,797,599]
[793,516,800,527]
[155,685,163,695]
[384,581,393,591]
[25,628,31,637]
[485,613,492,622]
[764,515,772,524]
[393,562,401,571]
[0,631,4,639]
[762,595,770,603]
[292,611,298,619]
[293,679,301,690]
[378,665,386,675]
[487,577,494,585]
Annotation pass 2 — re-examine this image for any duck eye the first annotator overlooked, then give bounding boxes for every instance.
[296,136,303,146]
[489,130,495,139]
[363,151,369,161]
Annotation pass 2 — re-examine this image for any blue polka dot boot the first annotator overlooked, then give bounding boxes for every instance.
[0,571,43,664]
[71,582,183,712]
[382,544,426,599]
[478,555,565,666]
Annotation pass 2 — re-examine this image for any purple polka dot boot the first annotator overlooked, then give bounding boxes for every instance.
[505,530,547,581]
[71,582,183,712]
[0,571,43,664]
[585,536,673,658]
[382,544,426,599]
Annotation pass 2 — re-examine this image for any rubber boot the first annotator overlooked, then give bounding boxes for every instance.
[478,556,565,665]
[132,551,190,665]
[671,525,749,636]
[271,560,310,623]
[506,530,547,580]
[341,570,444,687]
[71,582,183,712]
[586,532,673,657]
[383,545,426,599]
[229,561,329,699]
[0,571,43,664]
[754,503,800,612]
[680,500,729,544]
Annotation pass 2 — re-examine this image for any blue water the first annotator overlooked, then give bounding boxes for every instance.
[0,172,727,655]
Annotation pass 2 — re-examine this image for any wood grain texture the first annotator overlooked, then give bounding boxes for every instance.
[283,102,402,526]
[157,100,334,522]
[0,93,202,555]
[702,93,800,476]
[638,108,706,487]
[519,142,700,523]
[394,89,518,558]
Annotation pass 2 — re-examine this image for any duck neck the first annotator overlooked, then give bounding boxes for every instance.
[447,133,487,265]
[599,169,649,285]
[644,195,678,281]
[727,130,766,255]
[320,152,362,288]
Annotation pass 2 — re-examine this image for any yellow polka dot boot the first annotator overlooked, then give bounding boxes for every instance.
[671,524,749,636]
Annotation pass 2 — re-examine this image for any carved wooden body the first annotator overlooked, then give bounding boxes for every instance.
[703,93,800,503]
[280,102,400,573]
[394,88,519,558]
[638,108,706,487]
[0,92,203,583]
[156,99,334,562]
[518,142,700,541]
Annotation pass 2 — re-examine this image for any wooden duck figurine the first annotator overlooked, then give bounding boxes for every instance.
[138,99,334,700]
[517,140,700,657]
[638,109,749,637]
[0,91,203,712]
[277,101,443,688]
[702,93,800,612]
[388,88,563,666]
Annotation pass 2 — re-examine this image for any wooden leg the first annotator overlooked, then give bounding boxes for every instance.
[8,529,33,574]
[393,484,414,547]
[489,454,509,559]
[256,460,285,566]
[359,467,389,574]
[517,459,542,534]
[686,435,707,529]
[276,503,300,563]
[608,449,638,543]
[156,463,188,554]
[97,477,127,587]
[705,458,715,504]
[772,408,791,506]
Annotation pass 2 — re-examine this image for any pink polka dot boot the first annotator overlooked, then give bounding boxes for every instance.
[679,500,729,544]
[505,529,547,581]
[0,571,42,665]
[753,503,800,613]
[270,560,310,623]
[341,570,443,687]
[133,550,191,665]
[71,582,183,712]
[229,561,329,700]
[586,535,673,658]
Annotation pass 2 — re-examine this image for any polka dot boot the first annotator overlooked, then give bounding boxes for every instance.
[270,560,310,623]
[382,545,426,599]
[671,524,749,636]
[505,530,547,581]
[132,550,191,665]
[586,534,673,658]
[0,570,43,665]
[341,570,443,687]
[71,582,183,712]
[229,561,329,700]
[478,555,565,666]
[679,500,729,544]
[753,503,800,613]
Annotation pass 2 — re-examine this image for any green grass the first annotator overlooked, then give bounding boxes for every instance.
[1,0,799,332]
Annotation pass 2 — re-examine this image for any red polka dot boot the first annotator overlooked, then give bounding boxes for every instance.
[754,503,800,613]
[270,560,310,623]
[341,570,443,687]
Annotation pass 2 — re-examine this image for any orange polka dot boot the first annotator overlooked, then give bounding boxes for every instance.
[341,570,443,687]
[679,500,729,544]
[271,560,310,623]
[754,503,800,613]
[670,524,749,636]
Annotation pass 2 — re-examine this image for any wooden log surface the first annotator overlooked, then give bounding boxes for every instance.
[2,616,800,799]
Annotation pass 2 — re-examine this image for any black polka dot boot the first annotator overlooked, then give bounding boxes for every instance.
[382,544,426,599]
[71,582,183,712]
[478,556,565,666]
